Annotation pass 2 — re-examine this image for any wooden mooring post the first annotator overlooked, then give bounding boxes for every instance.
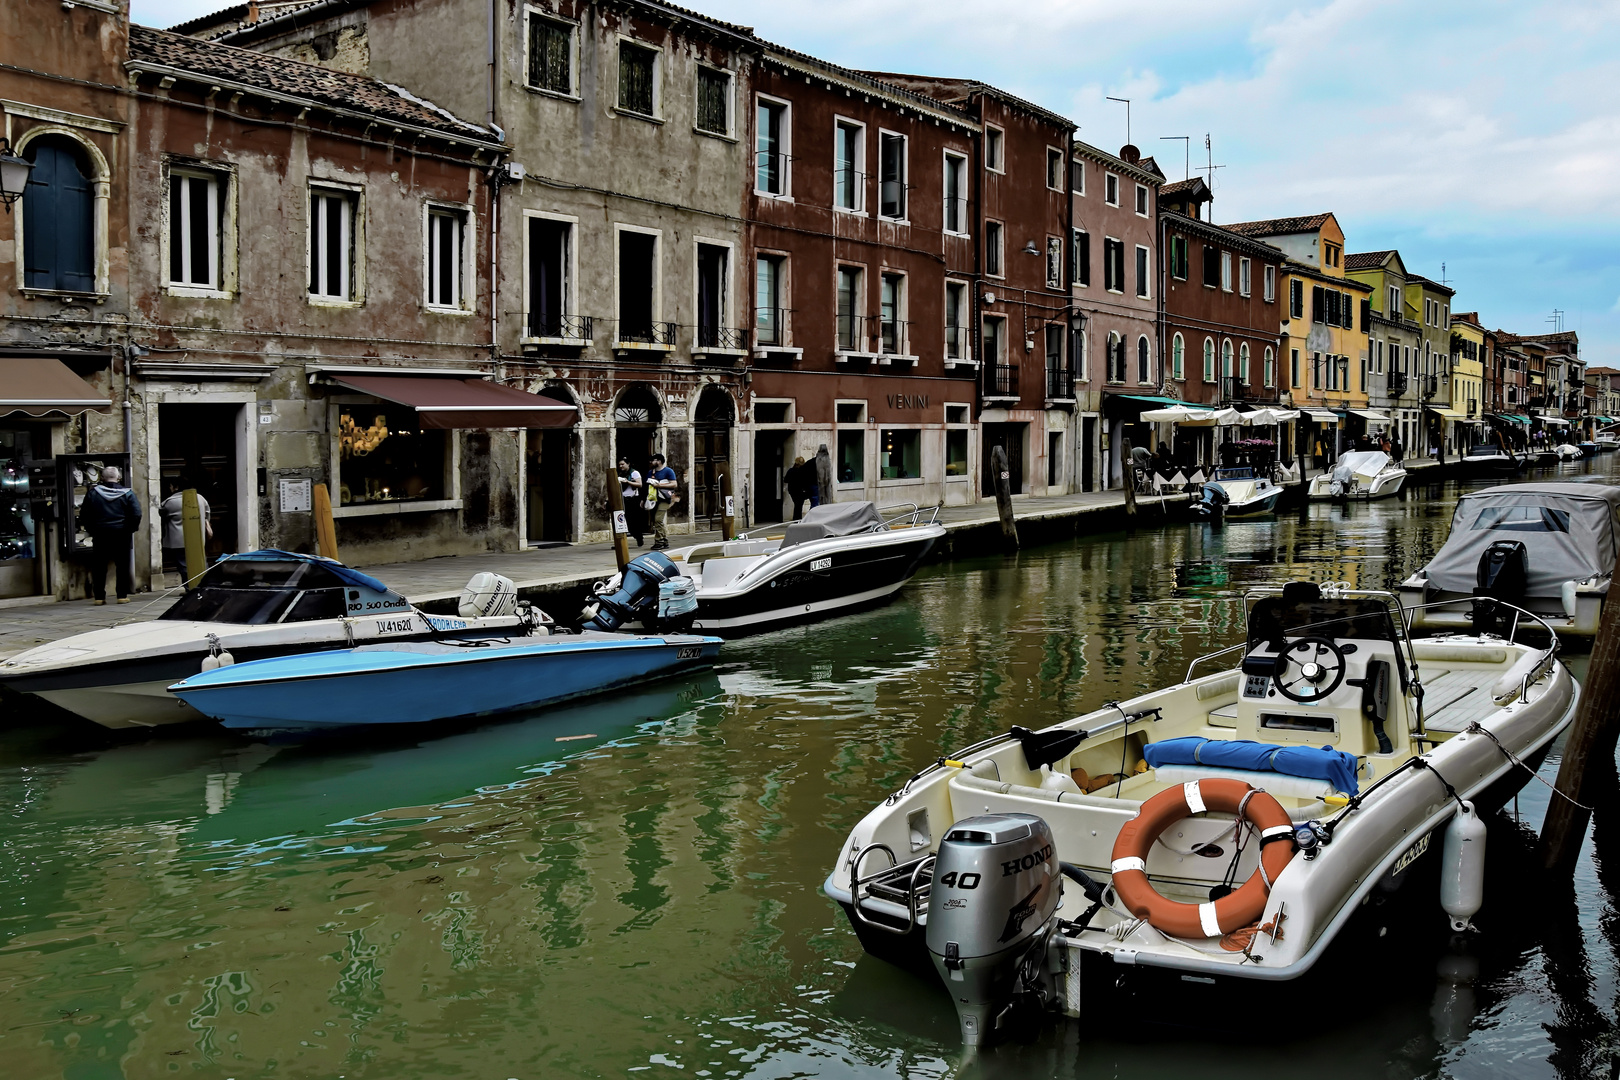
[605,466,631,572]
[990,444,1019,551]
[1121,439,1139,518]
[1541,587,1620,873]
[719,469,736,541]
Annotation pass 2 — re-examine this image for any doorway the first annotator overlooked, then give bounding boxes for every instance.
[1081,416,1096,492]
[693,386,733,530]
[525,428,572,543]
[158,403,239,563]
[1047,431,1062,490]
[981,422,1025,495]
[753,430,790,526]
[0,425,48,598]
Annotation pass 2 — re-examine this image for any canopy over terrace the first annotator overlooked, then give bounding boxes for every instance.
[324,374,577,428]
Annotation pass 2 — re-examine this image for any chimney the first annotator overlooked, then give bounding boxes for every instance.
[1119,144,1140,165]
[246,1,260,24]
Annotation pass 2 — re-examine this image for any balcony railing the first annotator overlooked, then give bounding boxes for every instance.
[1388,370,1408,396]
[836,313,876,354]
[944,323,968,362]
[880,318,910,356]
[755,306,789,348]
[614,320,677,348]
[832,166,866,212]
[694,325,748,355]
[985,364,1018,398]
[1046,368,1075,400]
[754,150,791,196]
[942,195,969,235]
[1421,374,1439,400]
[1567,392,1585,413]
[523,312,593,342]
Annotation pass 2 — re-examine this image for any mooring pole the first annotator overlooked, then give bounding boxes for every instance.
[312,483,340,562]
[605,465,631,572]
[719,469,736,541]
[1541,590,1620,873]
[1121,438,1139,518]
[990,444,1019,551]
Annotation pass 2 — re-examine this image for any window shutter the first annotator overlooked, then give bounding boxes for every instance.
[1312,286,1325,324]
[1078,231,1090,286]
[1360,298,1371,330]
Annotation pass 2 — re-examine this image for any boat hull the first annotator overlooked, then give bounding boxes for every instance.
[171,634,721,730]
[1225,490,1281,517]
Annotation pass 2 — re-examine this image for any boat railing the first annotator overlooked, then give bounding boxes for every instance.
[1400,596,1561,712]
[877,503,942,530]
[849,844,936,935]
[1184,642,1249,685]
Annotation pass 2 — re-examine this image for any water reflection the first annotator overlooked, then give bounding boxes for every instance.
[0,457,1617,1078]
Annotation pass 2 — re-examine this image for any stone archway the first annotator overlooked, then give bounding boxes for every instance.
[692,384,735,530]
[612,384,664,478]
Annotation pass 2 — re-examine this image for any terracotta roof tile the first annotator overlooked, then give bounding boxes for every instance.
[1344,250,1394,270]
[1223,213,1333,237]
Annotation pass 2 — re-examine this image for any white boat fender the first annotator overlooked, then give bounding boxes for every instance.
[201,633,234,671]
[1440,801,1487,932]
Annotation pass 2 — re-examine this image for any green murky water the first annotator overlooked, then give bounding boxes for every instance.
[3,455,1618,1080]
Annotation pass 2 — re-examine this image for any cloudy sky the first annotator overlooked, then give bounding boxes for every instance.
[133,0,1620,362]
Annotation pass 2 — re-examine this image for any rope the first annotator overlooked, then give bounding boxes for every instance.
[1465,721,1594,812]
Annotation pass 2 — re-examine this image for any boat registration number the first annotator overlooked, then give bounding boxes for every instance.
[677,647,702,660]
[810,557,832,572]
[1391,832,1433,877]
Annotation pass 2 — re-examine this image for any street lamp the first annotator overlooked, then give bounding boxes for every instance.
[0,137,34,214]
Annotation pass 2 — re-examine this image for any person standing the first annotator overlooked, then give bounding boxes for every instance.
[647,452,678,550]
[617,457,644,547]
[786,456,812,520]
[159,478,212,585]
[79,465,141,605]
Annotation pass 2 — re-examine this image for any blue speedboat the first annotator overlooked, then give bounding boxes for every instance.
[168,631,721,730]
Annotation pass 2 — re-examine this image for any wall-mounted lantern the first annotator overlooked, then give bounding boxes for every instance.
[0,137,34,213]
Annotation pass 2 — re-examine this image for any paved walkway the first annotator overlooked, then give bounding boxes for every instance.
[0,488,1155,660]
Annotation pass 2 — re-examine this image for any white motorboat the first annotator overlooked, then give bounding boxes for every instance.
[651,502,946,634]
[1306,451,1407,501]
[1462,444,1522,473]
[1402,483,1619,638]
[0,551,541,728]
[1193,467,1281,518]
[824,582,1576,1045]
[1595,431,1619,452]
[1555,443,1584,461]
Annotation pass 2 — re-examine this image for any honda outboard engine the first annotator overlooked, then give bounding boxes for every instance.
[1472,539,1528,636]
[925,814,1060,1046]
[581,551,698,633]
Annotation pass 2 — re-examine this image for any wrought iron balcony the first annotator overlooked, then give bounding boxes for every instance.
[1388,370,1408,396]
[694,324,748,352]
[1047,368,1075,400]
[754,306,790,349]
[1421,374,1439,400]
[879,318,911,358]
[522,313,593,342]
[985,363,1018,398]
[835,313,876,355]
[614,320,676,349]
[1567,391,1585,413]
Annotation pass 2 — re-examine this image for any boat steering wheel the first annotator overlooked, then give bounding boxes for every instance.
[1273,635,1347,703]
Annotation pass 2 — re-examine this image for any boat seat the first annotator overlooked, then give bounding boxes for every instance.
[1421,669,1499,733]
[1206,703,1238,729]
[1153,764,1338,801]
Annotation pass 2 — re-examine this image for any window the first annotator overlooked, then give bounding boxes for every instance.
[168,169,224,292]
[1290,278,1303,319]
[1105,173,1119,206]
[755,254,784,345]
[526,215,574,338]
[1103,238,1124,292]
[1045,323,1066,395]
[1135,184,1148,216]
[1070,157,1084,194]
[617,229,659,341]
[1202,245,1220,289]
[1312,285,1326,324]
[309,186,358,302]
[1137,336,1150,383]
[1239,342,1251,385]
[878,131,907,219]
[1238,257,1251,298]
[1047,236,1063,290]
[1135,245,1150,299]
[1106,332,1126,383]
[339,403,445,505]
[879,429,921,479]
[1291,347,1300,387]
[943,151,966,232]
[1263,264,1276,302]
[986,221,1004,277]
[836,405,865,482]
[1047,147,1064,190]
[946,427,969,476]
[1072,229,1090,286]
[424,205,467,310]
[1169,236,1188,281]
[1221,339,1233,380]
[1442,304,1448,327]
[618,41,657,117]
[880,272,905,354]
[696,67,732,136]
[834,120,864,212]
[696,243,730,347]
[837,266,862,351]
[1388,286,1401,316]
[1204,338,1215,382]
[1172,333,1185,380]
[1323,241,1340,268]
[526,13,573,95]
[982,316,1005,373]
[22,136,96,293]
[1264,346,1275,387]
[945,281,968,359]
[756,97,788,195]
[985,125,1004,172]
[1221,251,1233,292]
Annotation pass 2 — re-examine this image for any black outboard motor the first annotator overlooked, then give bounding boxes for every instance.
[1472,539,1528,636]
[581,551,698,633]
[1191,481,1229,519]
[925,814,1060,1046]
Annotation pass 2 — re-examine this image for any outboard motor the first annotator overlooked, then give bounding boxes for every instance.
[1329,460,1354,499]
[1472,539,1528,636]
[925,814,1060,1046]
[1192,482,1229,519]
[458,572,518,618]
[581,551,698,633]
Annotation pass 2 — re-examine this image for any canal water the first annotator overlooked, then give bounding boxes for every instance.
[3,456,1619,1080]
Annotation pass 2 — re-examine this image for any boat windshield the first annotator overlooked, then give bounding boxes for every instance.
[1247,594,1399,648]
[159,558,351,625]
[1465,446,1503,458]
[1470,505,1571,533]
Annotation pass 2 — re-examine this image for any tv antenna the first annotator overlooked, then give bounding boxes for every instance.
[1198,135,1225,219]
[1547,309,1565,333]
[1159,136,1190,180]
[1106,96,1131,146]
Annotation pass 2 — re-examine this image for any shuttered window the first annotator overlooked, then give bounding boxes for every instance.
[619,42,656,116]
[527,15,572,95]
[309,188,357,301]
[22,136,95,293]
[168,170,223,291]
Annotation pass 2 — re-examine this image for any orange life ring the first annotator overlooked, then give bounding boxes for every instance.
[1109,777,1297,939]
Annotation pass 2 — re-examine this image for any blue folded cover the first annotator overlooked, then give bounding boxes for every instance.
[1142,736,1359,796]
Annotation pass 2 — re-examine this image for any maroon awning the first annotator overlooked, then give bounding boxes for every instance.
[1,357,111,419]
[328,374,576,429]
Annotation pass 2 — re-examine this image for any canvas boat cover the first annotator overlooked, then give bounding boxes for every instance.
[1143,736,1360,796]
[1337,450,1396,480]
[223,549,398,596]
[1424,483,1620,595]
[779,501,883,547]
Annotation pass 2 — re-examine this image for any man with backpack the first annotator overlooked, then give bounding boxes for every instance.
[646,452,678,550]
[78,465,142,604]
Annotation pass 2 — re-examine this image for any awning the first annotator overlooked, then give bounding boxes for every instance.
[1240,407,1300,425]
[1424,405,1468,421]
[1539,415,1570,428]
[0,357,111,419]
[1350,408,1392,422]
[1489,413,1530,426]
[328,374,577,429]
[1109,394,1215,410]
[1303,409,1341,423]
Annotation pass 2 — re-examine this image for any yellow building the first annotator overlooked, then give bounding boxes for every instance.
[1225,212,1373,466]
[1447,318,1486,453]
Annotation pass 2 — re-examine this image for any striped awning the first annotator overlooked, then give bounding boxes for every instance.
[0,357,111,419]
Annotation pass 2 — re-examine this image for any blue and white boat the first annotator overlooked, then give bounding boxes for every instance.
[168,631,721,730]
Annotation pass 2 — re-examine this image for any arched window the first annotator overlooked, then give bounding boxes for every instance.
[23,135,95,292]
[1203,338,1215,382]
[1239,343,1251,385]
[1221,339,1234,380]
[1263,346,1275,388]
[1172,333,1185,380]
[1107,331,1123,383]
[1137,336,1150,384]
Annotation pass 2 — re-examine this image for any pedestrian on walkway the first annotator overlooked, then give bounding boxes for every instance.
[647,453,678,550]
[617,457,645,547]
[1391,433,1404,463]
[79,465,141,605]
[159,478,212,585]
[786,456,816,519]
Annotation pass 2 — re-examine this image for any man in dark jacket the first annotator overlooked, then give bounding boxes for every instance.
[79,465,141,604]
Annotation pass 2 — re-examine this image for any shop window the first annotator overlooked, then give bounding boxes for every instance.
[0,432,38,564]
[879,428,921,479]
[837,429,864,482]
[337,404,446,506]
[946,428,969,476]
